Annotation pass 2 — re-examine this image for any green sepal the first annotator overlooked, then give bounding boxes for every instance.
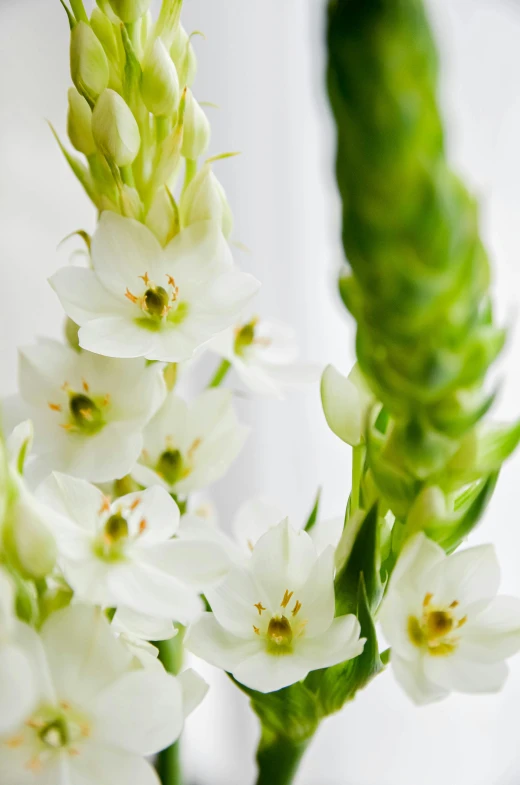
[303,488,321,533]
[231,677,320,745]
[120,24,142,109]
[58,0,76,29]
[431,473,498,553]
[441,420,520,489]
[306,574,383,716]
[334,503,383,616]
[49,123,99,206]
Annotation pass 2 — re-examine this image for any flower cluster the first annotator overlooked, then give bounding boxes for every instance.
[3,0,520,783]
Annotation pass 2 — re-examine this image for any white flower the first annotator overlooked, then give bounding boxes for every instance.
[49,213,260,362]
[0,569,37,736]
[132,389,249,495]
[37,473,232,624]
[380,533,520,705]
[11,338,166,483]
[0,604,208,785]
[185,519,365,693]
[209,317,318,398]
[320,363,374,446]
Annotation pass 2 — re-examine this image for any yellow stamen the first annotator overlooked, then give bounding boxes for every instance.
[125,288,138,304]
[292,600,302,617]
[254,602,266,615]
[129,498,141,511]
[82,379,90,393]
[139,272,150,285]
[423,592,433,608]
[48,402,62,412]
[139,518,147,534]
[253,625,260,635]
[99,496,111,514]
[281,590,293,609]
[5,735,23,748]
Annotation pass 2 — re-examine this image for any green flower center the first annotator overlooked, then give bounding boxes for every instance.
[104,513,129,542]
[144,286,170,317]
[234,320,256,356]
[267,616,293,652]
[156,449,184,485]
[408,593,466,657]
[69,393,105,435]
[40,718,69,749]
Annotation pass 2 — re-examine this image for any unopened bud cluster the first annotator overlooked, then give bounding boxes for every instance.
[59,0,230,244]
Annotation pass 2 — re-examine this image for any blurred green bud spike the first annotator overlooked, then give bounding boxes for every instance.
[70,21,109,104]
[180,163,233,238]
[171,24,197,87]
[441,420,520,490]
[67,87,96,156]
[145,186,180,246]
[182,89,210,160]
[141,38,180,117]
[92,88,140,166]
[320,363,374,447]
[387,417,459,480]
[106,0,150,23]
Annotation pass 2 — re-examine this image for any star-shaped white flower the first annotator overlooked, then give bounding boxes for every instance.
[50,213,260,362]
[9,338,166,483]
[209,317,318,398]
[185,519,365,693]
[132,389,249,495]
[0,604,207,785]
[380,533,520,705]
[37,473,232,624]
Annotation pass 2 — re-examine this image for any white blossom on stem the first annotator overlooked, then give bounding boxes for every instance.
[132,389,249,495]
[37,473,232,624]
[209,317,318,398]
[380,533,520,705]
[0,604,208,785]
[50,214,260,362]
[186,519,365,693]
[321,363,374,446]
[8,339,166,483]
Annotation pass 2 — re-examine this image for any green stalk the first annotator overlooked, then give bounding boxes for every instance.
[69,0,88,23]
[255,737,309,785]
[156,631,184,785]
[208,359,231,388]
[350,444,365,513]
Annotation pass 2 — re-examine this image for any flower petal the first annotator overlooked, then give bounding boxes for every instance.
[295,546,336,636]
[78,317,156,359]
[460,595,520,662]
[176,668,209,718]
[250,520,317,611]
[37,472,104,534]
[321,364,363,446]
[49,266,129,326]
[0,644,37,734]
[69,743,160,785]
[92,669,184,755]
[92,212,163,297]
[121,485,180,542]
[232,497,287,553]
[62,422,143,483]
[391,651,449,706]
[428,544,500,608]
[112,608,176,642]
[297,615,365,670]
[233,650,311,693]
[139,538,233,591]
[206,565,268,637]
[389,532,445,596]
[424,653,509,695]
[185,612,262,671]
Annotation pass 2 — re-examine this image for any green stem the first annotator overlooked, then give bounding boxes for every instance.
[208,359,231,388]
[255,737,309,785]
[70,0,88,23]
[182,158,197,195]
[156,632,184,785]
[351,444,365,513]
[120,165,136,187]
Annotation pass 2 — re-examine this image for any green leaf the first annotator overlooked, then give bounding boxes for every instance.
[231,677,320,745]
[431,473,498,553]
[334,503,383,616]
[307,574,383,716]
[48,123,99,206]
[303,488,321,533]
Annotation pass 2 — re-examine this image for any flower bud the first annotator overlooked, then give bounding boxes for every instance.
[142,39,180,117]
[67,87,96,156]
[4,480,57,581]
[146,186,180,246]
[171,24,197,87]
[106,0,150,23]
[321,363,374,446]
[70,22,109,103]
[92,89,141,166]
[180,163,233,238]
[181,89,210,160]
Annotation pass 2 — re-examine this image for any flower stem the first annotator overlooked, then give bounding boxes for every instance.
[156,631,184,785]
[255,737,309,785]
[208,359,231,388]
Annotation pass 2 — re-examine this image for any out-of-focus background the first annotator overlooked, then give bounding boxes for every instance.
[1,1,520,783]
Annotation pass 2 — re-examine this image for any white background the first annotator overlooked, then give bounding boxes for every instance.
[1,1,520,783]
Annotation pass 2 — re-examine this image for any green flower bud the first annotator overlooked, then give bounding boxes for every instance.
[106,0,150,23]
[92,88,140,166]
[180,163,233,238]
[171,24,197,87]
[146,186,180,246]
[181,89,210,160]
[141,39,180,117]
[4,479,57,581]
[70,22,109,103]
[67,87,96,156]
